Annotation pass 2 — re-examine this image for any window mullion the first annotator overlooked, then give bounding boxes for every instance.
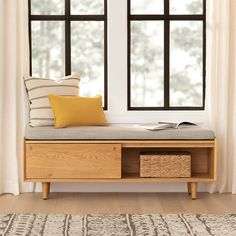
[203,0,206,109]
[103,0,108,109]
[28,0,32,75]
[127,0,131,109]
[164,0,170,108]
[65,0,71,76]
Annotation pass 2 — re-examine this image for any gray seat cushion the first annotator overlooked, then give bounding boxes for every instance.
[25,124,215,140]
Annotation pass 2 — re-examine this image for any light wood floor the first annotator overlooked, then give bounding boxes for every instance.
[0,193,235,214]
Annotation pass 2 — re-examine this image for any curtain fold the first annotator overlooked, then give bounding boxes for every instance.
[0,0,29,195]
[206,0,236,193]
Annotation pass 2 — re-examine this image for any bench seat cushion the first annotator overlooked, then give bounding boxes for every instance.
[25,124,215,140]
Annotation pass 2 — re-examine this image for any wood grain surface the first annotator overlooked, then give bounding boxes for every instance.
[25,144,121,179]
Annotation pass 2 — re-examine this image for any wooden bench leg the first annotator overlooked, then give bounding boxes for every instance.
[191,182,197,200]
[42,182,50,200]
[187,182,191,195]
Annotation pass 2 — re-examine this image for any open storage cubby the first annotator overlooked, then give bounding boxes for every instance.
[122,147,214,180]
[24,139,216,200]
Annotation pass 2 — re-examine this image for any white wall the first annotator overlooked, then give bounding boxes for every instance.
[34,0,209,193]
[36,182,207,193]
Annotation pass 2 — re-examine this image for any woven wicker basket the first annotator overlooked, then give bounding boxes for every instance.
[140,152,191,178]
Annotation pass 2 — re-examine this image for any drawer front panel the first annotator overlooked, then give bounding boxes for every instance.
[25,144,121,179]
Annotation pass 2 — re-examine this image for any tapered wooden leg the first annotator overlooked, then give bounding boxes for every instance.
[191,182,197,200]
[42,182,50,200]
[187,182,191,195]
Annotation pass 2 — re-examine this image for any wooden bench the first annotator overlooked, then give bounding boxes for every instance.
[24,125,216,200]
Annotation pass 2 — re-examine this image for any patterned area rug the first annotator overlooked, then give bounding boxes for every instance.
[0,214,236,236]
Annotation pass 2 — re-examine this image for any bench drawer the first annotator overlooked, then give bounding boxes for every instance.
[25,144,121,179]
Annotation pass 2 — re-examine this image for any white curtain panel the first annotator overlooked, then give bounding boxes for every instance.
[206,0,236,193]
[0,0,30,195]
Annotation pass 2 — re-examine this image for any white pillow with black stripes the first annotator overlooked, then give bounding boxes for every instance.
[24,74,80,127]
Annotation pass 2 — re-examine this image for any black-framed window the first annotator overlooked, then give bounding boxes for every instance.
[29,0,108,109]
[128,0,206,110]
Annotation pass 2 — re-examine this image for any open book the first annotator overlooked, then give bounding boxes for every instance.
[143,121,197,131]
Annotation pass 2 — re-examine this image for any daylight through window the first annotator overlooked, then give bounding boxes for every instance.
[29,0,107,108]
[128,0,206,110]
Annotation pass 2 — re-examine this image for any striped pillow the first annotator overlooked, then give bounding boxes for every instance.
[24,74,80,127]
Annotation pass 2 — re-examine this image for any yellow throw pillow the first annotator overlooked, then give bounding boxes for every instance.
[48,94,107,128]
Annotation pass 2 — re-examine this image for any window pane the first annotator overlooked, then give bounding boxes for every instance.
[31,0,64,15]
[170,21,203,107]
[131,21,164,107]
[170,0,203,14]
[31,21,65,78]
[71,0,104,14]
[131,0,163,14]
[71,22,104,98]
